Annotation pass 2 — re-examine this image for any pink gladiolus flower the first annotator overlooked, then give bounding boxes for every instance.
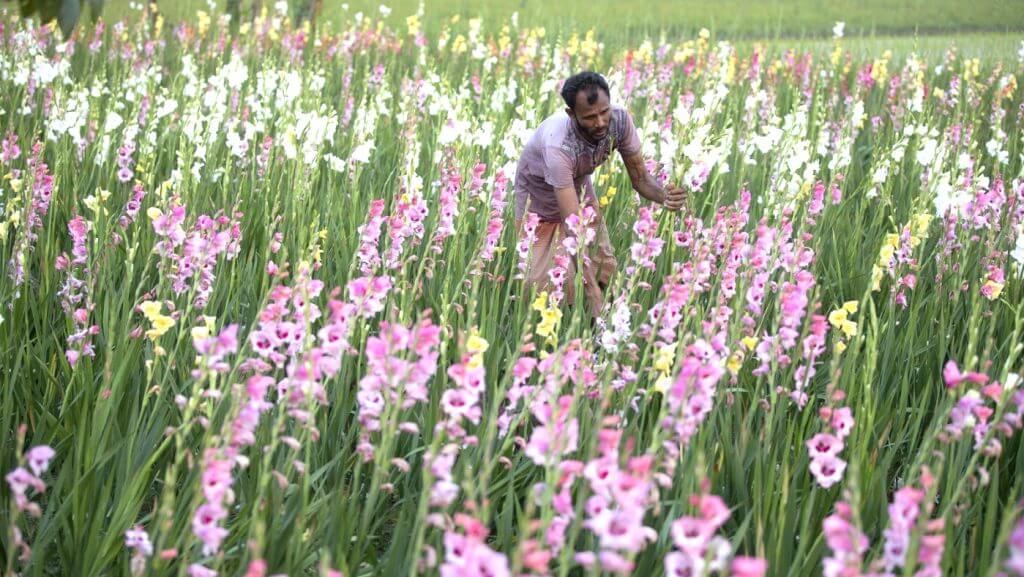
[809,455,847,489]
[192,503,229,555]
[732,556,768,577]
[1,132,20,163]
[243,560,267,577]
[822,503,869,577]
[25,445,55,476]
[671,516,715,556]
[1006,517,1024,576]
[665,551,705,577]
[943,360,988,388]
[806,433,845,460]
[188,564,217,577]
[441,389,480,423]
[830,407,855,439]
[696,494,731,529]
[597,550,634,574]
[125,527,152,555]
[440,530,510,577]
[125,526,153,576]
[587,506,655,553]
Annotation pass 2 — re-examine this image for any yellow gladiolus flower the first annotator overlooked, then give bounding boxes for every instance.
[871,265,884,292]
[983,280,1004,300]
[828,309,847,328]
[140,300,162,321]
[152,315,175,333]
[914,214,931,238]
[879,244,895,263]
[196,10,210,36]
[726,353,743,375]
[540,308,562,327]
[653,343,678,374]
[406,14,421,36]
[840,320,858,338]
[654,374,672,394]
[532,291,549,313]
[191,326,211,342]
[466,334,489,355]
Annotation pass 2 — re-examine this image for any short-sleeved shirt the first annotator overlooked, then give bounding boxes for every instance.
[514,105,641,222]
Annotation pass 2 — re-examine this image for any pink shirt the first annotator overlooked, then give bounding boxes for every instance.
[514,105,641,222]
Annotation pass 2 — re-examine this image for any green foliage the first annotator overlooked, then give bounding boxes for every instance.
[0,6,1023,577]
[13,0,103,38]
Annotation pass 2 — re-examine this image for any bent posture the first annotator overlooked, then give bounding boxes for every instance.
[514,71,685,314]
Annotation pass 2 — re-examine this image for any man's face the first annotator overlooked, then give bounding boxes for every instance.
[568,88,611,143]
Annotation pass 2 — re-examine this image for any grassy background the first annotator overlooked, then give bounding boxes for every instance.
[95,0,1024,38]
[83,0,1024,59]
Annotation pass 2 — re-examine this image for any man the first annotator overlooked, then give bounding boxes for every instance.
[514,71,686,315]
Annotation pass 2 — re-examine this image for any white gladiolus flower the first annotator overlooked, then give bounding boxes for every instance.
[438,116,470,146]
[872,164,889,185]
[1005,373,1021,392]
[986,137,1009,166]
[224,56,249,91]
[104,110,124,134]
[1011,229,1024,270]
[350,141,375,165]
[932,177,970,217]
[916,138,938,166]
[156,98,178,120]
[474,121,495,148]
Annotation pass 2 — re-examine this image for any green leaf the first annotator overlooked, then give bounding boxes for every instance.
[38,0,60,22]
[18,0,34,18]
[88,0,103,22]
[57,0,80,39]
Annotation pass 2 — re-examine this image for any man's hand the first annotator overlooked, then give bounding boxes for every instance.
[624,153,689,212]
[662,185,687,211]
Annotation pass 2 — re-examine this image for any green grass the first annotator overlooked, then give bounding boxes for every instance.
[743,32,1024,59]
[82,0,1024,62]
[99,0,1024,40]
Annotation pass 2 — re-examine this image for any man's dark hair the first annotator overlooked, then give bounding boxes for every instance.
[561,71,610,109]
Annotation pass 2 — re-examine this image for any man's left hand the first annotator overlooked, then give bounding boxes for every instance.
[663,185,687,211]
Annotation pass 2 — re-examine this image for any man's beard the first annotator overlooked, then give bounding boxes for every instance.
[576,120,606,143]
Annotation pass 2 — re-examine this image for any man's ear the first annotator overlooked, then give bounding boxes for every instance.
[565,107,574,119]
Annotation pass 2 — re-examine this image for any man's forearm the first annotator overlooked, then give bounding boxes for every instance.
[633,173,667,205]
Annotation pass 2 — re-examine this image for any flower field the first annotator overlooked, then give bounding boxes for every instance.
[2,4,1024,577]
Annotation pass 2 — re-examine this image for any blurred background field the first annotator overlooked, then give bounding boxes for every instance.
[86,0,1024,59]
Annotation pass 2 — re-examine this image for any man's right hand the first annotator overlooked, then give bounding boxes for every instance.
[663,185,687,211]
